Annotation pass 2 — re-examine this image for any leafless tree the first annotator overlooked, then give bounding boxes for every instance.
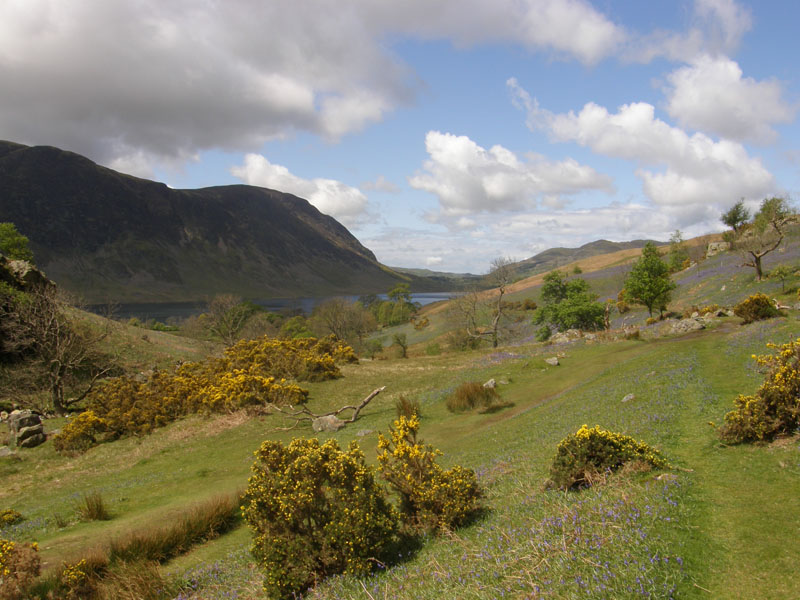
[310,298,376,345]
[2,285,117,414]
[205,294,254,346]
[451,257,516,348]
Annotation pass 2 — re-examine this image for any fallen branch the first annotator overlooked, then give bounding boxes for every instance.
[269,386,386,431]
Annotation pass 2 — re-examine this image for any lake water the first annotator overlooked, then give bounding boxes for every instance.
[90,292,458,322]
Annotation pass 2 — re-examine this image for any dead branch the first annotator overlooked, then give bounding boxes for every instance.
[269,386,386,431]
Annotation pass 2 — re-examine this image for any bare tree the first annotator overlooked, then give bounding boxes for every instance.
[310,298,376,346]
[206,294,255,345]
[3,285,116,414]
[452,257,516,348]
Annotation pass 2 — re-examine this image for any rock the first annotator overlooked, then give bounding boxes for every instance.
[725,309,735,317]
[545,357,560,366]
[18,433,46,448]
[16,424,44,443]
[312,415,346,432]
[0,446,13,458]
[482,378,496,389]
[691,311,699,318]
[8,410,41,434]
[671,318,705,335]
[584,333,597,341]
[356,429,374,437]
[655,473,678,482]
[706,241,730,257]
[720,285,726,291]
[0,411,7,421]
[622,393,635,403]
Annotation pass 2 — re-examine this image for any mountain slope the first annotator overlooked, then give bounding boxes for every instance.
[515,239,662,278]
[0,141,413,302]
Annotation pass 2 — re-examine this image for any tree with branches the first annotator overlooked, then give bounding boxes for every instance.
[452,257,516,348]
[736,197,792,281]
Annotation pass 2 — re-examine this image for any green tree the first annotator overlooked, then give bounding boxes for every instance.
[0,223,34,262]
[721,199,750,233]
[666,230,689,273]
[205,294,259,346]
[392,332,408,358]
[387,283,412,303]
[534,270,605,332]
[769,265,794,292]
[737,197,792,281]
[310,298,376,345]
[623,242,676,317]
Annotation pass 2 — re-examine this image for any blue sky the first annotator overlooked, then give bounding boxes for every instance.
[2,0,799,274]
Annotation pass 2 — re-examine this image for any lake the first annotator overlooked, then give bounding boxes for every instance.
[90,292,459,322]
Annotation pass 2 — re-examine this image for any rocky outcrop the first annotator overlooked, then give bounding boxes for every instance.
[7,410,46,448]
[706,241,730,257]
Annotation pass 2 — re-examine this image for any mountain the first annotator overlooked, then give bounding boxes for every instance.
[0,141,420,303]
[515,239,663,278]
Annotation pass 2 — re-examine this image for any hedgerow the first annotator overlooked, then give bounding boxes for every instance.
[54,336,354,453]
[546,425,669,490]
[720,338,800,443]
[242,438,398,600]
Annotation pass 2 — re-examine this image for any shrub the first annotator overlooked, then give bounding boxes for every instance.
[445,381,500,413]
[242,438,398,599]
[616,300,630,314]
[55,336,356,453]
[0,510,22,527]
[720,338,800,443]
[79,492,111,522]
[377,416,481,534]
[535,324,552,342]
[546,425,668,490]
[734,293,780,324]
[0,539,40,600]
[424,342,441,356]
[645,317,659,325]
[395,395,421,419]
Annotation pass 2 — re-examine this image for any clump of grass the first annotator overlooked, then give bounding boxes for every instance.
[395,395,421,419]
[445,382,502,413]
[108,493,240,564]
[79,491,111,522]
[95,560,178,600]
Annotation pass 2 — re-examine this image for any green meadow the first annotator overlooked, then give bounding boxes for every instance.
[3,247,800,598]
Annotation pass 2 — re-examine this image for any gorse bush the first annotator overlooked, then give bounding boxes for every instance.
[0,539,39,600]
[445,381,501,413]
[734,293,780,324]
[55,336,354,452]
[242,438,398,600]
[0,510,22,527]
[546,425,669,490]
[377,416,482,533]
[720,338,800,443]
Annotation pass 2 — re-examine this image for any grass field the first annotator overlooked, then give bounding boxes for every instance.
[3,244,800,598]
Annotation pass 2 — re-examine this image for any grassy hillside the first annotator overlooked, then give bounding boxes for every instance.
[2,237,800,598]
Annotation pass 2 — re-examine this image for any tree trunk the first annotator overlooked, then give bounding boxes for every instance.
[753,254,764,281]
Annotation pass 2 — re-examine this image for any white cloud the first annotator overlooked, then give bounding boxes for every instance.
[0,0,629,172]
[231,154,369,227]
[627,0,752,62]
[409,131,613,217]
[510,78,775,225]
[665,54,796,143]
[361,175,401,194]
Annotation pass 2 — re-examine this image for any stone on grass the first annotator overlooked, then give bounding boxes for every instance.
[483,378,496,389]
[545,357,560,366]
[622,393,635,403]
[312,415,346,432]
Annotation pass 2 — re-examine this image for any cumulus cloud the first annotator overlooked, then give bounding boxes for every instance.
[509,78,775,225]
[409,131,613,217]
[0,0,629,172]
[231,154,369,227]
[664,54,796,143]
[363,202,689,274]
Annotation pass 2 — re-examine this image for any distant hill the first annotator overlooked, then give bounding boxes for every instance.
[515,239,663,278]
[0,141,430,303]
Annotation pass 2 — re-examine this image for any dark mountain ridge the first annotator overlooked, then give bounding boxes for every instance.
[0,141,414,302]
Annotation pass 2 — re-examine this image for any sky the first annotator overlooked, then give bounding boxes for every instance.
[2,0,799,275]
